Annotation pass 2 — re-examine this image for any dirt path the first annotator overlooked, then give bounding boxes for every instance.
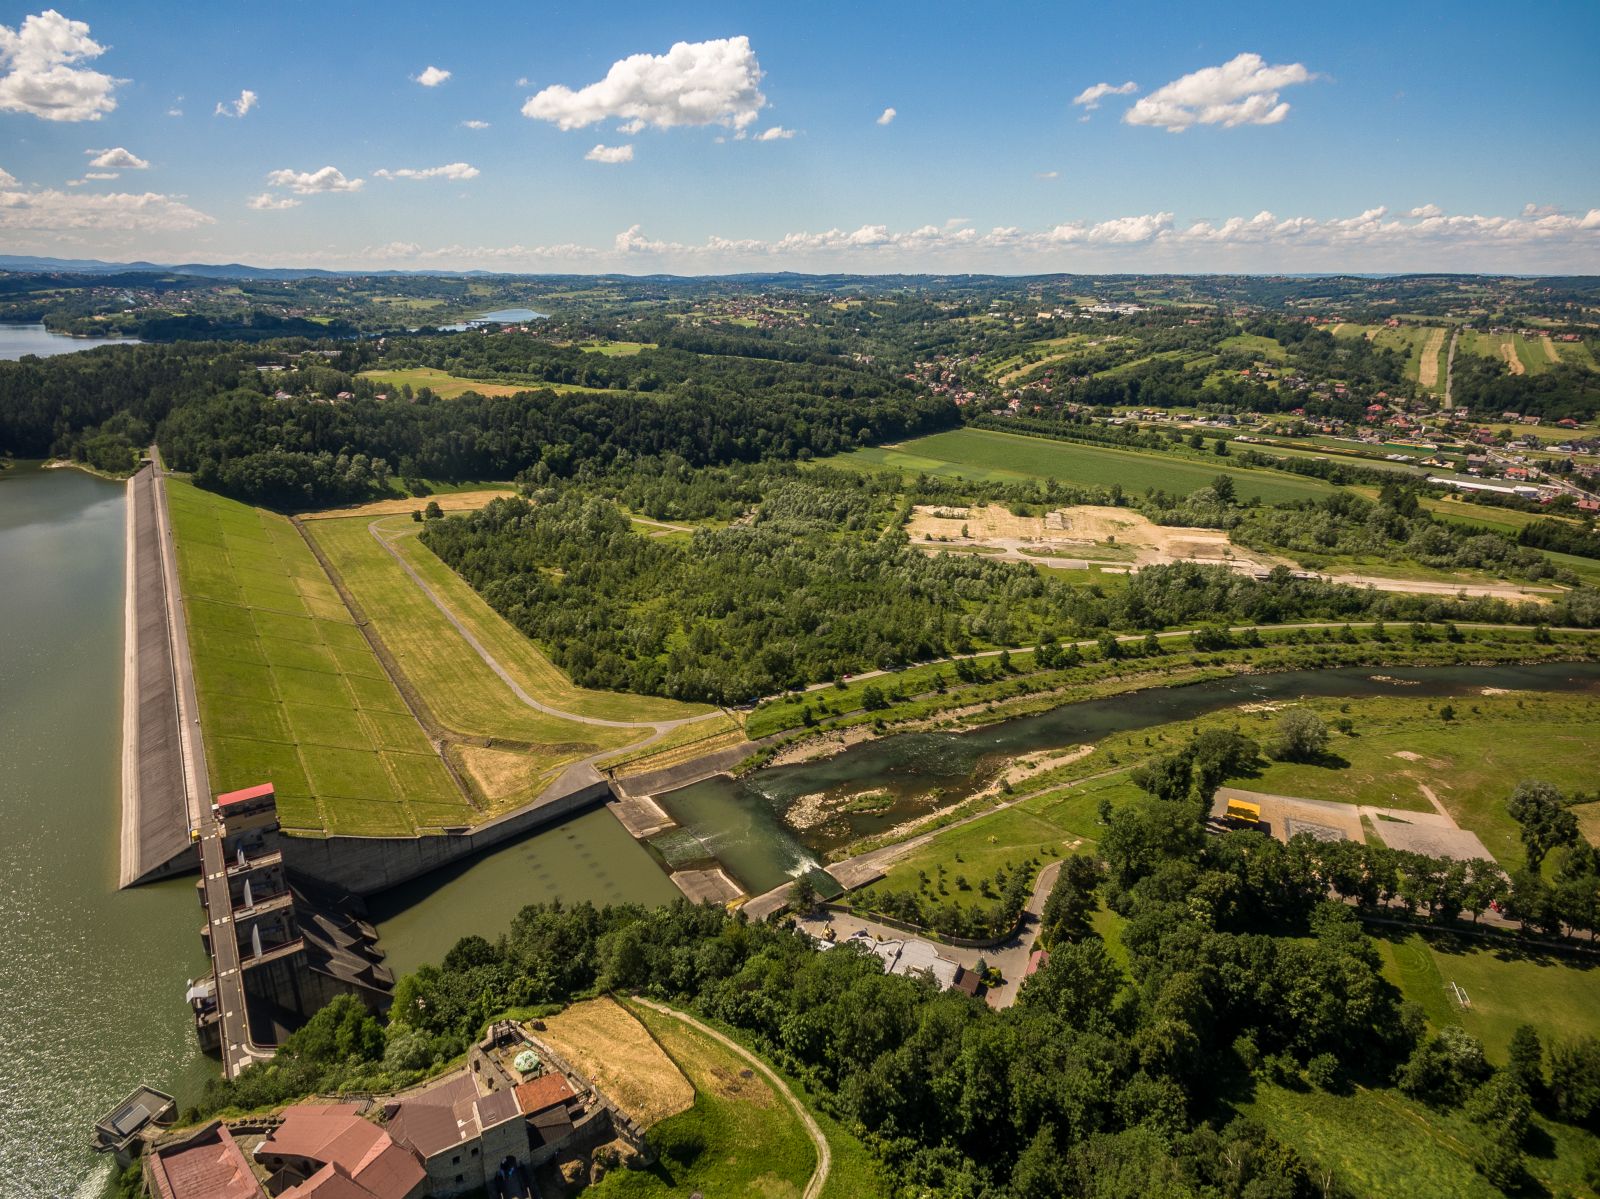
[1418,327,1446,389]
[632,1000,831,1199]
[1502,340,1526,376]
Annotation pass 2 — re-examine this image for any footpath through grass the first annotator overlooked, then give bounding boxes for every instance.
[828,426,1338,504]
[167,479,472,835]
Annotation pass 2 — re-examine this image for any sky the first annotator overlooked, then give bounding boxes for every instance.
[1,1,1598,275]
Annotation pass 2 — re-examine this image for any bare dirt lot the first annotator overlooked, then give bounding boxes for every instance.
[536,997,695,1127]
[908,504,1281,572]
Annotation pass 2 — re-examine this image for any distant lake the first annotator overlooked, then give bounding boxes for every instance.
[438,307,548,331]
[0,322,141,360]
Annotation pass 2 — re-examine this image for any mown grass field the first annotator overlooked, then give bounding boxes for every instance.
[167,479,473,835]
[303,515,648,810]
[356,365,616,398]
[1244,1078,1600,1199]
[1246,690,1600,868]
[1376,930,1600,1064]
[828,427,1337,503]
[587,1004,818,1199]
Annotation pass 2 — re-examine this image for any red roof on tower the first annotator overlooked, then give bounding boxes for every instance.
[216,782,276,808]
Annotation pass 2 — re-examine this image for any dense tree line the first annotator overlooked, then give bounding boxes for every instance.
[1452,352,1600,421]
[1519,516,1600,562]
[420,468,1600,705]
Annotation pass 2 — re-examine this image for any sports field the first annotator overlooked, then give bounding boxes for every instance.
[830,427,1338,503]
[166,479,474,835]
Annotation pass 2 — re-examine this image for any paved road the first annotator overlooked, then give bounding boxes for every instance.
[633,1000,830,1199]
[150,448,267,1078]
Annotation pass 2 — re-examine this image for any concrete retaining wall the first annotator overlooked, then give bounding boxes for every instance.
[284,779,613,897]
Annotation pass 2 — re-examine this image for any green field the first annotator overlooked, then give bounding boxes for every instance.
[167,480,473,835]
[1378,930,1600,1064]
[357,366,617,399]
[828,427,1338,503]
[303,513,734,810]
[1247,690,1600,869]
[590,1005,821,1199]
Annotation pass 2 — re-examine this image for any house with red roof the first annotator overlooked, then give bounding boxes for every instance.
[254,1103,426,1199]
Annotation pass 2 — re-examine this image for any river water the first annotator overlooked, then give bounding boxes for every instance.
[0,464,211,1199]
[0,323,141,360]
[657,660,1600,897]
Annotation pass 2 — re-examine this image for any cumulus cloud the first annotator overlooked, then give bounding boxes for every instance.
[414,64,450,87]
[0,185,213,231]
[461,119,490,129]
[215,88,257,118]
[0,165,15,187]
[754,125,794,141]
[1072,80,1137,110]
[0,9,120,121]
[1036,170,1059,180]
[876,106,896,125]
[353,202,1600,274]
[82,170,117,179]
[1408,203,1444,218]
[523,36,766,131]
[87,146,147,170]
[584,143,634,164]
[247,192,299,210]
[264,166,363,193]
[1124,53,1314,131]
[373,162,479,181]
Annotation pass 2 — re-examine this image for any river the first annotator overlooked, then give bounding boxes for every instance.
[0,464,211,1198]
[656,660,1600,897]
[0,323,141,360]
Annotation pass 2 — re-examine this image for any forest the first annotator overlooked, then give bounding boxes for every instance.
[190,726,1600,1197]
[420,465,1599,704]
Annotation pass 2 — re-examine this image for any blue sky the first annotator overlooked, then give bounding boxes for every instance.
[2,1,1597,272]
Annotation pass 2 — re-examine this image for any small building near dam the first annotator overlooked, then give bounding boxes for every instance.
[190,783,395,1057]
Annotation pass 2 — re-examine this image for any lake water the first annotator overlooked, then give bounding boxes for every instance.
[0,464,211,1198]
[437,307,548,332]
[656,660,1600,896]
[0,323,141,360]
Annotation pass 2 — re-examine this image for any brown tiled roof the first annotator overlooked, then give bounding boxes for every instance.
[148,1124,263,1199]
[514,1074,575,1115]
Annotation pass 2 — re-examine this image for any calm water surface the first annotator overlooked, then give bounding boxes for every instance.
[0,323,141,360]
[0,464,211,1198]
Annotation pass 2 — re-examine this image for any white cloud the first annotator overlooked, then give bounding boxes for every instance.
[876,106,896,125]
[754,125,794,141]
[166,106,181,117]
[264,166,363,193]
[0,165,14,187]
[584,143,634,164]
[247,192,299,210]
[87,146,148,170]
[523,36,766,131]
[373,162,479,181]
[215,88,257,118]
[1072,80,1137,110]
[1408,203,1444,218]
[82,170,116,179]
[0,185,213,231]
[1124,53,1314,131]
[1036,170,1060,180]
[415,65,450,87]
[0,10,120,121]
[461,119,490,130]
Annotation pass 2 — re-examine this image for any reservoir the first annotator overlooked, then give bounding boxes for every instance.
[656,660,1600,897]
[0,464,210,1199]
[0,322,141,360]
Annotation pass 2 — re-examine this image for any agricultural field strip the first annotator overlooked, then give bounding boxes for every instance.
[166,481,470,835]
[831,427,1336,504]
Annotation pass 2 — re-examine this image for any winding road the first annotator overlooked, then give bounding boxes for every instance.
[633,999,831,1199]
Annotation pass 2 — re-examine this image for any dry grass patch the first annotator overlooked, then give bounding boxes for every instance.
[454,743,551,806]
[1418,327,1446,389]
[301,489,515,521]
[537,998,695,1127]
